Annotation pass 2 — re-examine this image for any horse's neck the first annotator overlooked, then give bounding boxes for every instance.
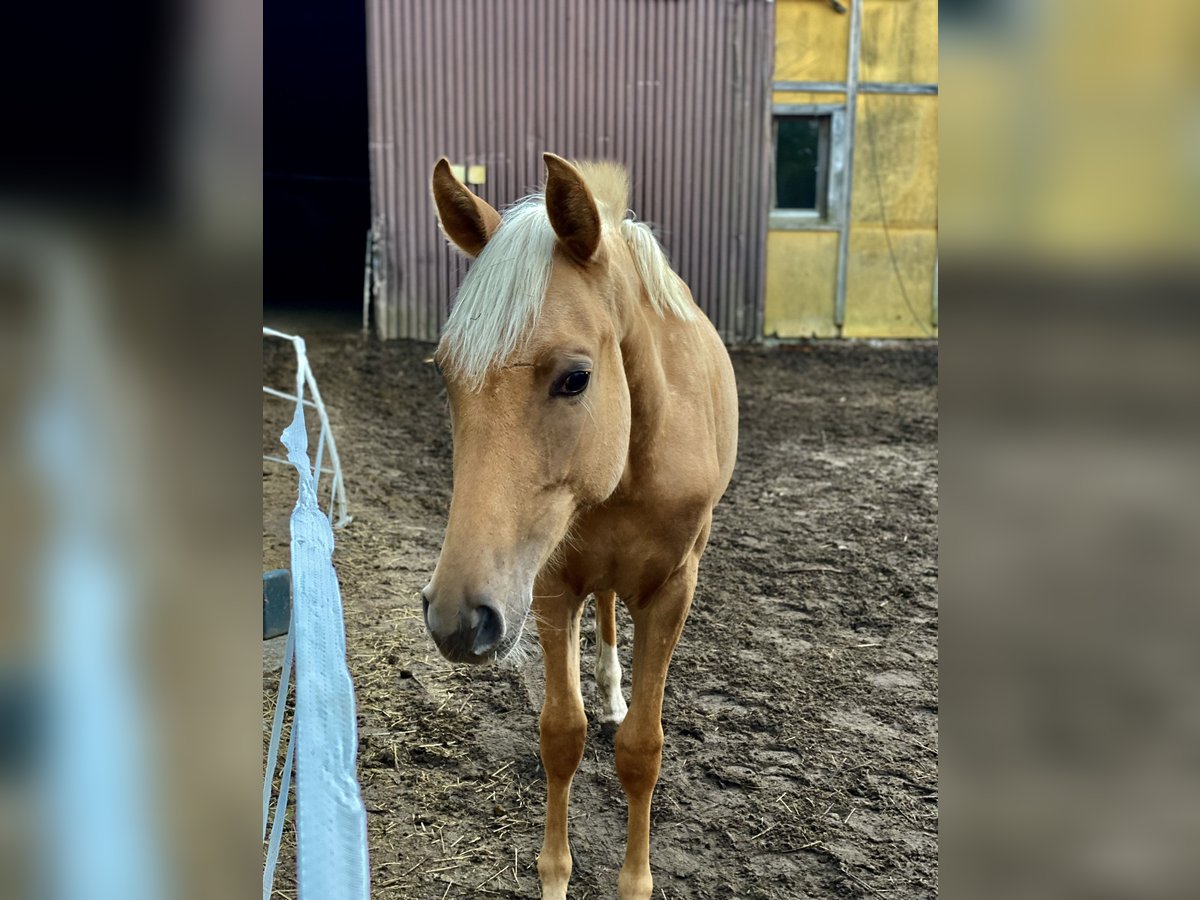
[617,295,671,465]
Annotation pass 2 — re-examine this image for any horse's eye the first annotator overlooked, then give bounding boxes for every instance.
[554,369,591,397]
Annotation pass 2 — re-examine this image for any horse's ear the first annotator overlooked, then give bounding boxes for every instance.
[543,153,601,263]
[431,158,501,257]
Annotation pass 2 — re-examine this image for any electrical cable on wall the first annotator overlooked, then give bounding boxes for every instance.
[862,103,936,338]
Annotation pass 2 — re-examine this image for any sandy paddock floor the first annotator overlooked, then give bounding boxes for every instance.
[263,332,938,899]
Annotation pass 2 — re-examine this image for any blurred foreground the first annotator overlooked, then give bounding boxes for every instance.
[1,1,259,898]
[942,2,1200,897]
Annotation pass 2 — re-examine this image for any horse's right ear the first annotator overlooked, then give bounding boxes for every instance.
[431,158,501,257]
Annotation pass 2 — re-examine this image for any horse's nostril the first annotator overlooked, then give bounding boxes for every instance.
[423,591,504,662]
[471,600,504,656]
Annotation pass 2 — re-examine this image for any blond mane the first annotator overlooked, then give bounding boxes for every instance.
[441,160,697,386]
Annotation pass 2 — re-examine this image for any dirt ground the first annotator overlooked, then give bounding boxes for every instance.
[263,329,938,899]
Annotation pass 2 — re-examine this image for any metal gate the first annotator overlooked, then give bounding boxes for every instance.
[366,0,774,342]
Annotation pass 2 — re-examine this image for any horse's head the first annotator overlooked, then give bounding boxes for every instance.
[420,154,636,663]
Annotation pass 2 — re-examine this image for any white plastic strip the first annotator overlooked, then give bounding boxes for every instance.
[281,400,370,900]
[262,328,352,528]
[264,385,318,408]
[30,254,162,900]
[262,622,294,841]
[264,454,336,476]
[37,397,162,900]
[262,328,367,899]
[263,714,296,899]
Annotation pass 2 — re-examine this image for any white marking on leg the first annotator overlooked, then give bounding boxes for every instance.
[594,637,627,725]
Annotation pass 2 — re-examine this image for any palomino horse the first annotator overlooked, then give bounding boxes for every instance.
[422,153,737,899]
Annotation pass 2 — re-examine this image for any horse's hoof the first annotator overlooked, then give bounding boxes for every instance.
[537,852,571,900]
[618,867,653,900]
[596,694,628,730]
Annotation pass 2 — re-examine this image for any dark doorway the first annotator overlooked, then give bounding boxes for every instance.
[266,0,369,322]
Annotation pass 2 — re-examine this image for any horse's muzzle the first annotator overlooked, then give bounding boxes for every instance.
[421,588,505,663]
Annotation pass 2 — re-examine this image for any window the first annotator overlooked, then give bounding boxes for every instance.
[774,114,831,218]
[941,0,1001,26]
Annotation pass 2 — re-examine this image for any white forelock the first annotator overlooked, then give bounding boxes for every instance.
[441,196,557,387]
[441,179,697,388]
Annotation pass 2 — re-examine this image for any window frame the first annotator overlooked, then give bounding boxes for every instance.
[769,103,847,232]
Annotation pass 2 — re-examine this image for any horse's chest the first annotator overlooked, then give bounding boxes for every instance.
[561,494,707,599]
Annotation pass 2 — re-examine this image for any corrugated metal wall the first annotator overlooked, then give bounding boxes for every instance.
[366,0,775,343]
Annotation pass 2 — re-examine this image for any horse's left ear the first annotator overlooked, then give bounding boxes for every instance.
[543,153,601,263]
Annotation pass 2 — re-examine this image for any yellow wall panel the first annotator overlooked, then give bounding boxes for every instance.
[768,0,939,340]
[774,90,847,106]
[860,0,938,85]
[844,226,937,338]
[774,0,849,82]
[851,94,938,228]
[764,231,840,338]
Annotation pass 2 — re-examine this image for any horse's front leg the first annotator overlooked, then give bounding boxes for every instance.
[534,584,587,900]
[616,559,699,900]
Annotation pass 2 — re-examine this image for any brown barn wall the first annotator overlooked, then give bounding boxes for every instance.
[366,0,775,342]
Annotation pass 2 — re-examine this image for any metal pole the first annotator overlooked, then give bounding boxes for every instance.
[773,80,938,96]
[361,228,371,337]
[932,255,939,328]
[833,0,863,332]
